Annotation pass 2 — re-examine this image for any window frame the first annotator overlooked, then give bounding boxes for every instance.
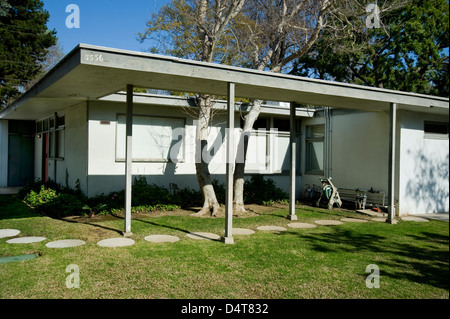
[424,121,449,140]
[115,113,186,163]
[36,114,65,160]
[305,124,325,175]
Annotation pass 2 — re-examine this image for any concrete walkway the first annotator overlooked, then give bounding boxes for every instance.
[1,212,448,249]
[411,213,449,222]
[0,187,21,195]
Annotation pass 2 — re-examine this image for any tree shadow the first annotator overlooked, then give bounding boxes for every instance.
[61,214,124,235]
[0,195,39,220]
[405,149,449,213]
[133,218,191,234]
[280,227,449,290]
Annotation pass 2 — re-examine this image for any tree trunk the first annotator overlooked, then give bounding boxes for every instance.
[193,94,220,217]
[233,99,263,214]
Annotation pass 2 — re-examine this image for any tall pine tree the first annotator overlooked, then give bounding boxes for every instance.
[0,0,57,107]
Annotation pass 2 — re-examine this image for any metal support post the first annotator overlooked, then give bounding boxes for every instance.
[123,84,134,236]
[387,103,398,224]
[222,82,235,244]
[287,102,298,220]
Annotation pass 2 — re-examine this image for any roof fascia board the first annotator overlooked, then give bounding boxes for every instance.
[0,46,82,119]
[79,44,448,111]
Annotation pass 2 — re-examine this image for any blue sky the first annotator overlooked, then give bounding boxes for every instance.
[43,0,169,54]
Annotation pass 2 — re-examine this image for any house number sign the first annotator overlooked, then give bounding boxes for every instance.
[84,54,104,62]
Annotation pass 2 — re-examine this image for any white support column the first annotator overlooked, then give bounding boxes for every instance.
[222,82,235,244]
[123,84,134,236]
[287,102,298,220]
[387,102,398,224]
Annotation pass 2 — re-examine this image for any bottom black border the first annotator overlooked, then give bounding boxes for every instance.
[1,299,447,317]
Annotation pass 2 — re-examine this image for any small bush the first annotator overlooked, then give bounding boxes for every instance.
[19,175,287,218]
[23,185,58,207]
[171,186,202,208]
[23,185,84,218]
[244,175,289,205]
[132,176,172,206]
[39,193,84,218]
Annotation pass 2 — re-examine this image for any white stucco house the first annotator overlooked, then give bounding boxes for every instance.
[0,45,448,237]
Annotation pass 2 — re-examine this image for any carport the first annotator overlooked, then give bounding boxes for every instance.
[1,44,448,243]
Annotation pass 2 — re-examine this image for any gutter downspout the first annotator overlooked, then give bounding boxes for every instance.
[387,103,398,224]
[325,107,332,179]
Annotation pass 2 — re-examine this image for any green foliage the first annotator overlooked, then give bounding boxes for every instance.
[22,185,84,218]
[131,204,180,214]
[169,183,203,208]
[23,185,58,207]
[132,176,172,206]
[0,0,57,107]
[293,0,449,97]
[244,175,289,205]
[19,175,289,217]
[82,203,108,218]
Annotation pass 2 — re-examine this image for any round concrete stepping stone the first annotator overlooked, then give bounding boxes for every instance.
[0,229,21,238]
[6,236,46,244]
[232,228,255,235]
[371,217,387,222]
[340,218,368,223]
[401,216,429,222]
[186,232,220,241]
[144,235,180,243]
[314,220,343,226]
[256,225,287,231]
[287,222,317,229]
[45,239,86,248]
[97,238,135,247]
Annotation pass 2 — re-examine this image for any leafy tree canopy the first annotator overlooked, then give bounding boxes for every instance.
[292,0,449,97]
[0,0,57,107]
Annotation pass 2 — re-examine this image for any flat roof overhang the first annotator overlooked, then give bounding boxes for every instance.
[1,43,448,120]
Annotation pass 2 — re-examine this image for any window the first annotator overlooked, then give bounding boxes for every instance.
[424,121,448,139]
[36,114,65,159]
[274,132,291,172]
[305,125,324,174]
[273,119,290,132]
[57,130,65,158]
[116,115,185,162]
[43,119,49,131]
[245,130,268,172]
[253,117,269,130]
[57,115,65,128]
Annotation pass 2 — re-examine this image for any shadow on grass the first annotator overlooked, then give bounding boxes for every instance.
[133,218,191,234]
[280,227,449,290]
[61,216,124,236]
[0,195,38,220]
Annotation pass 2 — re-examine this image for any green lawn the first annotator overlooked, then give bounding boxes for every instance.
[0,195,448,299]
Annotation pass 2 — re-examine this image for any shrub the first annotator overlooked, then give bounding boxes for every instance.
[23,185,58,207]
[244,175,289,205]
[170,184,202,208]
[39,193,84,218]
[23,185,84,218]
[132,177,172,206]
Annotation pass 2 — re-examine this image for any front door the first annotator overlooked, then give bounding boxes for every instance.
[7,121,35,187]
